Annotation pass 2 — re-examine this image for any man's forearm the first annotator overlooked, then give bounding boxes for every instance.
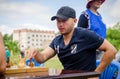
[34,51,45,63]
[34,47,56,64]
[0,32,6,73]
[95,49,116,73]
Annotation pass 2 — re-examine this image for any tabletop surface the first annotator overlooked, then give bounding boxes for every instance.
[0,68,100,79]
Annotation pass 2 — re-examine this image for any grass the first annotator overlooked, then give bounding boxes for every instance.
[44,55,63,69]
[10,53,63,69]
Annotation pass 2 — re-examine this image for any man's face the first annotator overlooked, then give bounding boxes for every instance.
[91,0,102,9]
[56,18,76,35]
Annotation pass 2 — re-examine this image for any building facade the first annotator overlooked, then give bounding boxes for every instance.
[13,29,55,50]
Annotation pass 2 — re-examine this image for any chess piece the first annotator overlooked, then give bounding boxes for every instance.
[6,63,11,68]
[28,58,34,67]
[18,58,26,68]
[13,59,17,66]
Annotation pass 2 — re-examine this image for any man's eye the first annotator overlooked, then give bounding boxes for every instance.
[62,20,67,22]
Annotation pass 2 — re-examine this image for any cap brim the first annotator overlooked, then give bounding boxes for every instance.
[51,14,68,21]
[51,16,57,21]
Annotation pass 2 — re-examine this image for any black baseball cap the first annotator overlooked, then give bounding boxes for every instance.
[51,6,76,21]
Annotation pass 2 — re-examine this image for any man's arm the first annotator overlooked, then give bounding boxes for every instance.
[0,32,6,73]
[28,46,56,63]
[95,39,117,73]
[77,14,88,28]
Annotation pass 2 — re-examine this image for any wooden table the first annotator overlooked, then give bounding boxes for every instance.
[0,68,100,79]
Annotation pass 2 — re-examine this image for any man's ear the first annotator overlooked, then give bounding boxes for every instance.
[74,18,77,23]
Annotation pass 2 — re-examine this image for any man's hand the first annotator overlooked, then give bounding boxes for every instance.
[96,39,117,73]
[26,47,55,64]
[27,48,39,59]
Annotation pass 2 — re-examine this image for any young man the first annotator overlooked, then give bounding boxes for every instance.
[0,32,6,74]
[77,0,106,60]
[28,6,116,74]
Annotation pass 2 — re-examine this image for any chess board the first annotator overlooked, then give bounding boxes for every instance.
[6,66,48,74]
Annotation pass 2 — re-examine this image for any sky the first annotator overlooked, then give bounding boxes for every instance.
[0,0,120,34]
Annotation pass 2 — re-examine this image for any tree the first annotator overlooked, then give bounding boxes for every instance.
[112,22,120,30]
[107,22,120,50]
[3,34,20,54]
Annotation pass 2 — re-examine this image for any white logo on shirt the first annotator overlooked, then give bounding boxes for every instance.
[71,44,77,54]
[54,45,59,54]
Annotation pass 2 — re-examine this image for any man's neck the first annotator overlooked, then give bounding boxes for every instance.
[89,7,98,15]
[63,28,74,46]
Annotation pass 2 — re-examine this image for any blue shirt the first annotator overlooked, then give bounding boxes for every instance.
[77,9,106,38]
[49,27,104,71]
[6,50,10,62]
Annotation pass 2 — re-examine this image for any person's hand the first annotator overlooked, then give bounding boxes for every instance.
[26,48,39,59]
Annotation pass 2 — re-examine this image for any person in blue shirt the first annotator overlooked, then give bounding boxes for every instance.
[5,47,11,67]
[27,6,116,74]
[77,0,106,60]
[78,0,106,38]
[20,45,25,58]
[0,32,6,74]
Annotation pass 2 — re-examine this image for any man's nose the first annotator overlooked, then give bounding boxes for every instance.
[59,22,64,26]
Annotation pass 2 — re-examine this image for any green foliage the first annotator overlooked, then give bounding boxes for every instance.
[112,22,120,30]
[107,22,120,50]
[45,55,63,69]
[3,34,20,54]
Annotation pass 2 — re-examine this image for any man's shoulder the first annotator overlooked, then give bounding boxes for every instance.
[75,27,90,33]
[55,34,62,39]
[52,34,62,42]
[49,34,63,48]
[80,10,89,18]
[75,27,98,37]
[74,27,89,38]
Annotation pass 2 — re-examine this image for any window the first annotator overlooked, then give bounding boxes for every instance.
[40,35,42,37]
[51,36,53,38]
[40,39,42,41]
[36,43,38,46]
[32,43,34,46]
[28,37,30,39]
[44,35,46,37]
[36,34,38,37]
[28,46,30,48]
[40,44,42,46]
[28,41,30,44]
[32,35,34,37]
